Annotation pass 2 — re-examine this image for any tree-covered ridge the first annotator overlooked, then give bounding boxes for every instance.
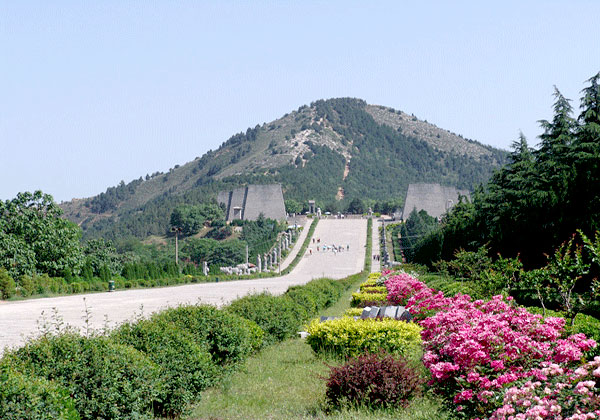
[60,97,506,241]
[412,72,600,268]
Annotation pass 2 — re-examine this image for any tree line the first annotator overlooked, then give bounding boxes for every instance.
[411,72,600,270]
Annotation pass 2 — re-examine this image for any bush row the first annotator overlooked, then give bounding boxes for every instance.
[0,272,361,419]
[226,275,361,346]
[0,221,315,302]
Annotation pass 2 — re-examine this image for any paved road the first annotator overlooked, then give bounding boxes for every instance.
[0,218,367,354]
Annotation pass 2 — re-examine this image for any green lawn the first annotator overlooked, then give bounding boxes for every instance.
[188,274,455,420]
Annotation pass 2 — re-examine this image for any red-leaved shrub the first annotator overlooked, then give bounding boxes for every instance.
[324,353,424,408]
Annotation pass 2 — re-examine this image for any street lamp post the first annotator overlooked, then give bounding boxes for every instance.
[171,226,182,265]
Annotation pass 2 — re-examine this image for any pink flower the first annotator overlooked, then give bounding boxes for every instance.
[454,389,474,403]
[491,359,505,371]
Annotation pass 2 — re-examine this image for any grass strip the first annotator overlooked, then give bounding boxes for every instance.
[189,218,457,420]
[281,217,319,275]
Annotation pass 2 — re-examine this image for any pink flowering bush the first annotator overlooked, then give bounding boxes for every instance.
[383,270,598,418]
[488,358,600,419]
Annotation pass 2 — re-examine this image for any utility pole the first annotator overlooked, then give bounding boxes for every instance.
[171,226,182,265]
[278,238,282,274]
[245,244,249,267]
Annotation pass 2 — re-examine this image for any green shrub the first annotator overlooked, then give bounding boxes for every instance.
[306,317,422,359]
[6,333,161,420]
[0,268,16,299]
[421,274,483,299]
[153,304,263,366]
[18,275,35,296]
[69,282,83,294]
[111,318,218,417]
[285,278,345,319]
[227,293,305,345]
[0,365,79,420]
[285,286,319,320]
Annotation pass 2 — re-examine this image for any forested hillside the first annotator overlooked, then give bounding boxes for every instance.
[61,98,507,241]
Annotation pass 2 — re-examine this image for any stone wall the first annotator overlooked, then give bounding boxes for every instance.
[402,183,470,219]
[218,184,286,222]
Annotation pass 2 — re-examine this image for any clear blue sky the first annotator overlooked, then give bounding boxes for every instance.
[1,1,599,202]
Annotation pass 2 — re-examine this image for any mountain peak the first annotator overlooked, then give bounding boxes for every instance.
[61,98,507,241]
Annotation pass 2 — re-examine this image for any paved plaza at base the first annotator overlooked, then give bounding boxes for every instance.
[0,218,373,354]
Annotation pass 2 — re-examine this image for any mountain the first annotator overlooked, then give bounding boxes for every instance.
[61,98,507,241]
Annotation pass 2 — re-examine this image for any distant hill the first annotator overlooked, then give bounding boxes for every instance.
[61,98,507,241]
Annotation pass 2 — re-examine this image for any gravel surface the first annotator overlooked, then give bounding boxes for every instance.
[0,218,369,354]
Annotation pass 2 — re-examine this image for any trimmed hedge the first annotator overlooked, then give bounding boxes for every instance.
[344,308,364,317]
[152,304,264,366]
[5,333,161,420]
[351,291,388,307]
[306,317,422,359]
[226,293,306,345]
[111,318,218,417]
[0,366,79,420]
[285,278,345,321]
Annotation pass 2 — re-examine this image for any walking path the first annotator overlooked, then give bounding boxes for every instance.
[0,218,367,354]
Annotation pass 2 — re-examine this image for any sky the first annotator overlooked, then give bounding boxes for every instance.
[1,1,599,203]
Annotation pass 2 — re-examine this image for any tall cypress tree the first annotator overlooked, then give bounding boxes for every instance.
[569,72,600,236]
[534,87,577,248]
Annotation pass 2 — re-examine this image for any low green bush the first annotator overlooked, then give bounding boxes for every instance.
[306,317,423,359]
[0,365,79,420]
[5,333,161,420]
[227,293,305,345]
[285,286,319,319]
[153,304,263,366]
[421,274,483,299]
[0,268,16,299]
[111,318,218,417]
[285,278,345,320]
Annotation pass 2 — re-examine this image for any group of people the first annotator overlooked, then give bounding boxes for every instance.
[308,237,350,256]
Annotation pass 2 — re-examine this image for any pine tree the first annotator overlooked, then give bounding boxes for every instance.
[569,72,600,235]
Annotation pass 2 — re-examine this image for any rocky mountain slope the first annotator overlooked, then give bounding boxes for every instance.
[61,98,507,240]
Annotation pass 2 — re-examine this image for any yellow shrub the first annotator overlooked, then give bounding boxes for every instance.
[351,291,388,307]
[344,308,364,317]
[359,284,387,293]
[306,317,422,358]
